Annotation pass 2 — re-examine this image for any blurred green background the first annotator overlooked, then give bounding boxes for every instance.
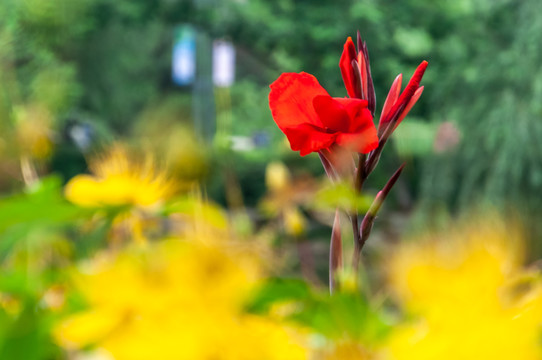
[2,0,542,241]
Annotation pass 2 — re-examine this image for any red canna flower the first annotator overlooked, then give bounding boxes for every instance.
[269,72,378,156]
[378,61,428,137]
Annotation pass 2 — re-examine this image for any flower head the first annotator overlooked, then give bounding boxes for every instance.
[54,239,308,360]
[385,220,542,360]
[65,145,175,208]
[269,72,378,156]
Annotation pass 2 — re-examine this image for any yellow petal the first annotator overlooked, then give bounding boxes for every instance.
[64,175,102,207]
[54,308,123,350]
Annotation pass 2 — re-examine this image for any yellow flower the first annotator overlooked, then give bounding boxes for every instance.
[266,161,291,193]
[283,206,307,237]
[54,239,308,360]
[15,104,54,159]
[65,146,175,208]
[385,220,542,360]
[0,293,22,317]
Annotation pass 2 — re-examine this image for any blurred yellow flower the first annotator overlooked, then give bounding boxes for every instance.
[284,206,307,237]
[14,104,54,159]
[260,161,316,217]
[65,146,175,208]
[0,293,22,317]
[55,239,308,360]
[266,161,291,193]
[261,161,316,240]
[385,220,542,360]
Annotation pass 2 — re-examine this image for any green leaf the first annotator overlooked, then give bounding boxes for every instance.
[244,277,312,314]
[0,299,61,360]
[312,182,373,213]
[245,278,391,344]
[290,291,391,343]
[0,176,88,234]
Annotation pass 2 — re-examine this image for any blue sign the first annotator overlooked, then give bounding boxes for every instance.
[172,25,196,86]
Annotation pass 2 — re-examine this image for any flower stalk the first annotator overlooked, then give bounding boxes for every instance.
[329,209,342,292]
[353,163,405,270]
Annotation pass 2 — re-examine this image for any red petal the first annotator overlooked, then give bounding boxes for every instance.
[269,72,329,131]
[380,74,403,124]
[282,124,337,156]
[396,61,428,108]
[333,98,371,133]
[384,61,428,126]
[313,95,350,132]
[334,97,369,109]
[336,125,379,154]
[394,86,424,129]
[339,37,359,98]
[333,98,377,154]
[351,107,375,134]
[358,52,368,99]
